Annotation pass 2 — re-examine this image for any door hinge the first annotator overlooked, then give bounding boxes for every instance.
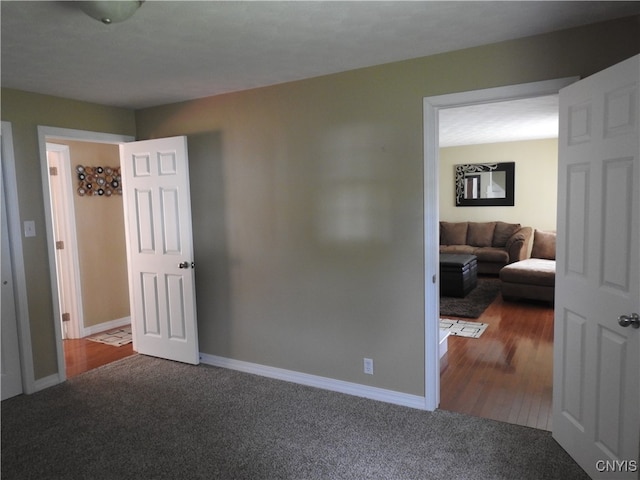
[56,240,64,250]
[49,166,58,176]
[62,313,71,322]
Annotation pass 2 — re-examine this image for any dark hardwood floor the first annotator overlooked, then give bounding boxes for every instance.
[439,289,554,431]
[64,333,135,378]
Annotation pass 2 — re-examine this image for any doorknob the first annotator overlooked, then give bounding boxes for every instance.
[618,313,640,329]
[178,261,190,269]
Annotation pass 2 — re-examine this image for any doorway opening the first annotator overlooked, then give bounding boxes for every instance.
[437,98,558,430]
[38,127,135,380]
[39,128,201,380]
[45,140,135,377]
[422,77,577,422]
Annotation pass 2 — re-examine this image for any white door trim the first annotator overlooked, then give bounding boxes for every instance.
[46,142,85,339]
[37,126,134,384]
[1,121,36,394]
[422,77,578,411]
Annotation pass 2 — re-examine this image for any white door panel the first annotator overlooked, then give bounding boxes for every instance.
[1,131,23,400]
[120,136,199,365]
[553,55,639,479]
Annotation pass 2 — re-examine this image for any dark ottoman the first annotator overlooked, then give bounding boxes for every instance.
[440,254,478,297]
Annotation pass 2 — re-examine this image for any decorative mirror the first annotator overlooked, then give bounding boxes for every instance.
[455,162,515,207]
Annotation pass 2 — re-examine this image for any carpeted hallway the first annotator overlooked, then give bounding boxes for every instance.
[1,355,588,479]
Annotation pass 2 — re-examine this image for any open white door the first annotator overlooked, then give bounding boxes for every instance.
[120,136,199,365]
[553,55,639,479]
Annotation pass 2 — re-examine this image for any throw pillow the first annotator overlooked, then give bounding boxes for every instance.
[493,221,521,247]
[531,230,556,260]
[440,222,468,245]
[467,222,496,247]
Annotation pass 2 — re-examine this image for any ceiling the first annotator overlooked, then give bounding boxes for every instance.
[439,94,560,147]
[2,1,638,145]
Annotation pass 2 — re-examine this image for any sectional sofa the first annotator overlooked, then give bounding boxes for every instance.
[500,229,556,303]
[439,221,533,275]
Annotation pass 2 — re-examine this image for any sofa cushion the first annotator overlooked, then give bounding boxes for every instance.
[440,222,468,245]
[467,222,496,247]
[492,221,521,247]
[473,247,509,264]
[439,245,476,256]
[500,258,556,287]
[505,226,533,262]
[531,230,556,260]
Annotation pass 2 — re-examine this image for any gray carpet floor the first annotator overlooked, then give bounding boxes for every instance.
[1,355,588,480]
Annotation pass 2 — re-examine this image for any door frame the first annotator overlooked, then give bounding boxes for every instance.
[422,77,578,410]
[37,126,134,381]
[46,142,84,339]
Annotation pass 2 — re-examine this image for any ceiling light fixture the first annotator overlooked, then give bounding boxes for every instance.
[78,1,144,25]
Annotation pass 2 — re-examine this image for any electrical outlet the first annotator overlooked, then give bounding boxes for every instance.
[363,358,374,375]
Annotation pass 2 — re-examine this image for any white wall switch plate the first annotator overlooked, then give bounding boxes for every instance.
[24,220,36,237]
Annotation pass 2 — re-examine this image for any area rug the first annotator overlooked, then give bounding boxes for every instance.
[87,326,132,347]
[440,277,501,318]
[440,318,488,338]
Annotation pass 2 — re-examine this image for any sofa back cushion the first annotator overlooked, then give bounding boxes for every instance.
[440,222,468,245]
[493,221,521,247]
[467,222,496,247]
[531,230,556,260]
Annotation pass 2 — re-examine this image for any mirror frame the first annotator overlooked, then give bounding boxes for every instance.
[455,162,515,207]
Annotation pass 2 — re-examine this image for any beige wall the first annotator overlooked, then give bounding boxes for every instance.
[2,15,638,389]
[135,18,639,396]
[1,89,135,379]
[439,138,558,231]
[49,139,130,328]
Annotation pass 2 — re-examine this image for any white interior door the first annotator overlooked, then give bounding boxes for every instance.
[553,54,639,479]
[120,136,199,365]
[1,134,23,400]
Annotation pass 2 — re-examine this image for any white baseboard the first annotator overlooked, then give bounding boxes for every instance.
[29,317,130,394]
[439,329,449,359]
[199,353,427,410]
[32,373,63,393]
[83,316,131,337]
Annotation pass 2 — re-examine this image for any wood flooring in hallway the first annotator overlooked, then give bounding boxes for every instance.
[439,291,554,431]
[64,334,135,378]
